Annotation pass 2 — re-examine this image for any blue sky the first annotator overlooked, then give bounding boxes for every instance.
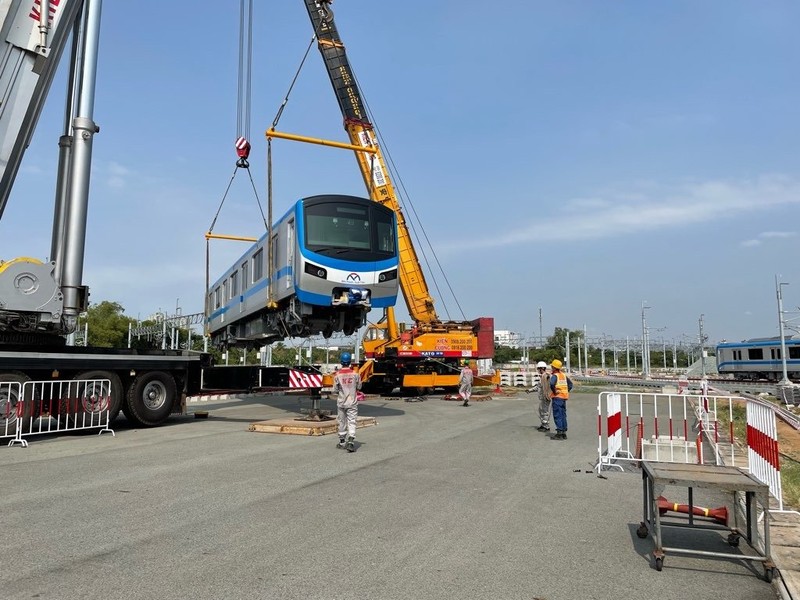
[1,0,799,348]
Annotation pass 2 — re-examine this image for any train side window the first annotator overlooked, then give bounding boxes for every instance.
[214,287,221,310]
[733,350,742,360]
[222,280,228,303]
[241,261,248,289]
[230,271,239,298]
[253,248,264,280]
[790,347,800,360]
[748,348,763,360]
[771,348,781,360]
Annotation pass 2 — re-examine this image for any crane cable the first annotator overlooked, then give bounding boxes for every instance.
[352,69,467,322]
[205,0,268,334]
[265,35,317,309]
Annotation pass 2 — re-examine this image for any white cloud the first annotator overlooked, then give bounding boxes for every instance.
[441,175,800,251]
[740,230,796,248]
[760,231,796,239]
[105,161,133,189]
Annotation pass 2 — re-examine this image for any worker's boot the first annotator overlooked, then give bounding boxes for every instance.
[336,437,346,449]
[554,431,565,440]
[562,431,568,440]
[345,436,356,452]
[462,400,469,407]
[537,424,550,432]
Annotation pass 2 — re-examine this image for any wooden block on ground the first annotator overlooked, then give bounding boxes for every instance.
[249,415,377,436]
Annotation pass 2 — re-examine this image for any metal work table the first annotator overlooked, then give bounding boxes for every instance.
[638,461,775,581]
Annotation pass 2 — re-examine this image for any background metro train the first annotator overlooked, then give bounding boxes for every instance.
[716,337,800,381]
[207,194,398,348]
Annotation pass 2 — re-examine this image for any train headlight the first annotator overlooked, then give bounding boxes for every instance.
[379,269,397,283]
[304,263,327,279]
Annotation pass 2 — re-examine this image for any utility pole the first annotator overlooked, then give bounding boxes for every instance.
[565,330,571,372]
[538,307,543,347]
[776,275,791,385]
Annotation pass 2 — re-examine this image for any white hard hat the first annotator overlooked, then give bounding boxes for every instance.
[536,361,547,369]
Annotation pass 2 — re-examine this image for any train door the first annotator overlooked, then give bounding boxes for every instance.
[287,219,295,290]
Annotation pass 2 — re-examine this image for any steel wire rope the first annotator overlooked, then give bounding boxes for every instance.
[351,69,467,322]
[205,0,266,337]
[265,35,317,323]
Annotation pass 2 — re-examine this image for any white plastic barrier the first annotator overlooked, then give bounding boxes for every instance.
[746,400,783,511]
[6,379,115,448]
[596,391,742,472]
[500,372,513,387]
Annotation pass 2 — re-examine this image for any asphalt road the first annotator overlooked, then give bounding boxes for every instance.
[0,390,778,600]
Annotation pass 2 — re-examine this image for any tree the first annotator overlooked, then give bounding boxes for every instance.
[85,301,136,348]
[494,344,522,364]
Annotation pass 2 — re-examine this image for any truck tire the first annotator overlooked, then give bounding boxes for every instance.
[124,371,177,427]
[72,371,123,424]
[0,371,37,434]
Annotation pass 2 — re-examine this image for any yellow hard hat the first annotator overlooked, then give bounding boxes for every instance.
[551,359,563,370]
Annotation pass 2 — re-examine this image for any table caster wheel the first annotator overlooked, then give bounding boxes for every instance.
[655,557,664,572]
[727,533,740,547]
[765,567,775,583]
[636,523,648,539]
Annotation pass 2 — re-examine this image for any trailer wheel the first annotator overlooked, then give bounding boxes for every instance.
[72,371,123,423]
[124,371,177,427]
[0,372,37,434]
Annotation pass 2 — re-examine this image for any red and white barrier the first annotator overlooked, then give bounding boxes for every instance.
[746,400,783,511]
[4,379,115,448]
[597,393,631,471]
[289,370,323,389]
[596,391,741,472]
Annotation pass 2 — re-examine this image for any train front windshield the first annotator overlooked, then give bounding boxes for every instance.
[304,201,396,261]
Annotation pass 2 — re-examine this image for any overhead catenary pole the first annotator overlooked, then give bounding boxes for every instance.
[641,302,651,378]
[565,331,570,372]
[776,275,791,385]
[699,314,706,377]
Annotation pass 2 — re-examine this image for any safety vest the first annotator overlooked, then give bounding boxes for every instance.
[552,372,569,399]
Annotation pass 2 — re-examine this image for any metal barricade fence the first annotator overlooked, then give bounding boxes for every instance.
[596,391,741,472]
[1,380,23,438]
[3,378,115,448]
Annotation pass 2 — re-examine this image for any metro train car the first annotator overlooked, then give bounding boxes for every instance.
[207,194,398,348]
[716,337,800,381]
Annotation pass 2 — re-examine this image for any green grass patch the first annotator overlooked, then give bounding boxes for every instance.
[781,456,800,510]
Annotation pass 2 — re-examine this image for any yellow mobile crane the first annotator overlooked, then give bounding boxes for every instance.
[270,0,496,394]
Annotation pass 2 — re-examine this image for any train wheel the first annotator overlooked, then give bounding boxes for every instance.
[0,372,37,434]
[124,371,177,427]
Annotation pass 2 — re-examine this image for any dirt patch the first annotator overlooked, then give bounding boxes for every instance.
[778,419,800,463]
